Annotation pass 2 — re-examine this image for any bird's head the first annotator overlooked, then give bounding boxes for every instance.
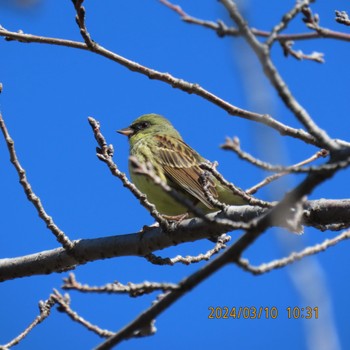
[117,114,181,143]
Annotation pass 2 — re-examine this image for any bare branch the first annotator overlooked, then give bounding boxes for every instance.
[199,171,229,211]
[62,273,178,297]
[145,234,231,265]
[159,0,187,17]
[246,149,329,195]
[0,113,74,250]
[95,154,340,349]
[237,229,350,275]
[52,290,114,338]
[87,117,171,230]
[281,40,325,63]
[220,0,339,151]
[0,296,56,349]
[265,0,311,47]
[72,0,96,48]
[301,5,320,30]
[223,137,350,176]
[199,162,272,208]
[1,199,350,281]
[0,27,326,147]
[0,206,260,282]
[160,0,350,42]
[335,10,350,26]
[129,156,250,230]
[222,137,329,172]
[1,2,350,349]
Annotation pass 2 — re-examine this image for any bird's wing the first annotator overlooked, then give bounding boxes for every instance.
[154,134,217,209]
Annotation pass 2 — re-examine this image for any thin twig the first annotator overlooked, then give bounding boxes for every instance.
[281,40,324,63]
[237,229,350,275]
[266,0,312,47]
[159,0,187,17]
[145,234,231,265]
[0,296,56,350]
[246,149,329,195]
[335,10,350,26]
[62,273,178,297]
[223,137,350,175]
[159,0,350,42]
[52,290,114,338]
[199,162,272,208]
[199,171,229,211]
[130,156,249,230]
[222,137,329,171]
[72,0,96,48]
[0,113,74,250]
[87,117,171,230]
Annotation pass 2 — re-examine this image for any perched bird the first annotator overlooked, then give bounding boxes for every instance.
[117,114,247,218]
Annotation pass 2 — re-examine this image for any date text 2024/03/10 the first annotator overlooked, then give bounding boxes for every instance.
[208,306,319,319]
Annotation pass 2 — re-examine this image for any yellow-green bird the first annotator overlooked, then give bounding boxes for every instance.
[117,114,247,218]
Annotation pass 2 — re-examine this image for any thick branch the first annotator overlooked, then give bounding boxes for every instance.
[1,199,350,282]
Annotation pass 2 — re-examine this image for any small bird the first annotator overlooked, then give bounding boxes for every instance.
[117,114,247,218]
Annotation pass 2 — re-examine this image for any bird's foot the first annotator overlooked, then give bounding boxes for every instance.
[138,214,188,238]
[162,213,189,222]
[140,222,159,232]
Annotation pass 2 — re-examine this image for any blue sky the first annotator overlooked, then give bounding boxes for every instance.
[1,1,349,349]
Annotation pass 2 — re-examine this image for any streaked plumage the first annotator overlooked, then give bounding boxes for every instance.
[117,114,246,216]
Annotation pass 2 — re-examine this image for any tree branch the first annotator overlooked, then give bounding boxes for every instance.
[0,295,56,349]
[1,199,350,281]
[88,117,171,230]
[95,147,342,349]
[237,228,350,274]
[62,273,178,297]
[0,26,327,147]
[160,0,350,42]
[52,290,114,338]
[0,113,74,250]
[220,0,339,151]
[145,234,231,265]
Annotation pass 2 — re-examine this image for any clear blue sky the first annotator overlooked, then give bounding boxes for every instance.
[1,1,349,349]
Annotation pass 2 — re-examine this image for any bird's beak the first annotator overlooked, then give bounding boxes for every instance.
[117,127,134,137]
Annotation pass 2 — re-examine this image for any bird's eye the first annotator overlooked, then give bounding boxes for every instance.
[133,121,150,132]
